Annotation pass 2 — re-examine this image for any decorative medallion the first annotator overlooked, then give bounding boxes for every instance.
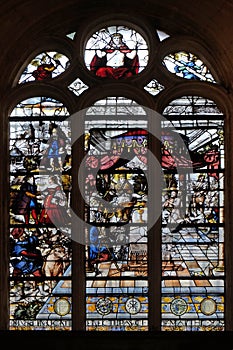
[96,297,113,315]
[200,298,216,315]
[170,298,188,316]
[125,297,141,315]
[54,298,71,316]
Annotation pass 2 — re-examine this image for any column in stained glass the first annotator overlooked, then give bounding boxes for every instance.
[84,98,149,331]
[161,96,224,331]
[9,97,72,330]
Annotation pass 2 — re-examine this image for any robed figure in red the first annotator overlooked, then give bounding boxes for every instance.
[39,175,69,227]
[90,33,139,79]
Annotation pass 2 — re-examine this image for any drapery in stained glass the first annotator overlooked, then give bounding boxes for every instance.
[161,96,224,331]
[9,97,72,330]
[85,98,148,331]
[85,26,148,79]
[18,52,70,84]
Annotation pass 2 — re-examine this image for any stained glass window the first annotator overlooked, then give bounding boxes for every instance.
[84,98,149,331]
[6,19,226,333]
[18,52,70,84]
[163,52,216,82]
[85,26,149,79]
[9,97,72,330]
[161,96,224,331]
[144,79,165,96]
[68,78,89,96]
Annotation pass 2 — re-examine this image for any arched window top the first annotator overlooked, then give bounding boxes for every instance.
[84,25,149,79]
[10,97,69,118]
[86,97,146,115]
[18,52,70,84]
[163,96,223,115]
[162,51,216,83]
[5,12,228,334]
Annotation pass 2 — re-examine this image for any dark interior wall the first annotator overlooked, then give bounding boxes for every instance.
[1,330,233,349]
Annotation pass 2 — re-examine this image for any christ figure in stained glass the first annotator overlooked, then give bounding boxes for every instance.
[90,33,139,79]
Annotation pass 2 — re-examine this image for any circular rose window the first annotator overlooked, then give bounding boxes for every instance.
[85,25,148,79]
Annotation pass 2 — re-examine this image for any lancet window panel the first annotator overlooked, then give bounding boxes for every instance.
[161,96,225,331]
[9,97,72,330]
[84,99,149,331]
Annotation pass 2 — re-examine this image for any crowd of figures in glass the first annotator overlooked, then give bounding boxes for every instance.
[9,97,72,330]
[84,99,149,330]
[161,96,224,331]
[85,26,148,79]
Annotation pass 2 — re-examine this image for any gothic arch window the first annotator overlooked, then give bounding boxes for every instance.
[3,17,229,333]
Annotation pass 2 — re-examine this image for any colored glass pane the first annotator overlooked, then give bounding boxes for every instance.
[163,52,215,82]
[144,79,165,96]
[84,98,148,331]
[157,30,170,41]
[18,52,70,84]
[85,26,148,79]
[68,78,89,96]
[161,96,224,331]
[66,32,76,40]
[9,97,72,330]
